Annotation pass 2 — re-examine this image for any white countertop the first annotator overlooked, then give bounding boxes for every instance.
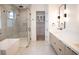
[50,28,79,54]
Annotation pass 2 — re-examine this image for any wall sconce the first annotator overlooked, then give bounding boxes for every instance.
[58,16,60,19]
[64,13,67,17]
[64,4,67,18]
[58,4,67,19]
[57,4,67,30]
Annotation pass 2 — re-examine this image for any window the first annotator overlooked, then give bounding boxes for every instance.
[9,11,14,19]
[7,11,16,27]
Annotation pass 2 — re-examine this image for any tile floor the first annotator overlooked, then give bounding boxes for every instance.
[16,40,57,55]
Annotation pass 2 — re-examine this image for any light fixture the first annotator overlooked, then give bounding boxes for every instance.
[19,5,23,8]
[64,4,67,18]
[58,5,61,19]
[64,13,67,17]
[57,4,67,30]
[64,4,70,22]
[58,16,60,19]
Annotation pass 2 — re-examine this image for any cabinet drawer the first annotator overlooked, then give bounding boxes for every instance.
[50,33,65,54]
[64,46,77,55]
[49,32,77,55]
[49,33,56,45]
[55,41,65,54]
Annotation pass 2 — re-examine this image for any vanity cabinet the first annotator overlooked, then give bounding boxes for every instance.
[49,33,77,55]
[64,46,77,55]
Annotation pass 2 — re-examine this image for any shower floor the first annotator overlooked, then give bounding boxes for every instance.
[19,38,28,47]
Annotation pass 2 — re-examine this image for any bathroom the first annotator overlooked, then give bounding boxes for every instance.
[0,4,79,55]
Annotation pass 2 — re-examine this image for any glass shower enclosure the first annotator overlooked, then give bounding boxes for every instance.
[7,8,31,48]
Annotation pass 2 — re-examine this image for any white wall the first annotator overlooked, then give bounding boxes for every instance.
[31,4,48,41]
[48,4,79,36]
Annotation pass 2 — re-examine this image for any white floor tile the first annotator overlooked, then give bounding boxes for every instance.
[16,40,56,55]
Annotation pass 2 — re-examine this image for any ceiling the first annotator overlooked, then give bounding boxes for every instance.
[13,4,31,9]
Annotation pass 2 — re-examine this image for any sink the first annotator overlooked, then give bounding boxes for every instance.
[73,44,79,48]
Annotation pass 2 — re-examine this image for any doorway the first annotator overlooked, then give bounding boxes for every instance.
[36,11,45,40]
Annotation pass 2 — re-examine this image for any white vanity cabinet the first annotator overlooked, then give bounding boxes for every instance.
[49,32,77,55]
[50,33,65,55]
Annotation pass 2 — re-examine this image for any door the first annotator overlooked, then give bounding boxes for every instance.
[36,11,45,40]
[27,12,31,46]
[18,9,31,47]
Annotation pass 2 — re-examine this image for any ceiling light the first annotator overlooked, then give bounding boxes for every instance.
[19,5,23,8]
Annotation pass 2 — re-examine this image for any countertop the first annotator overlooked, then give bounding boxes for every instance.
[50,28,79,54]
